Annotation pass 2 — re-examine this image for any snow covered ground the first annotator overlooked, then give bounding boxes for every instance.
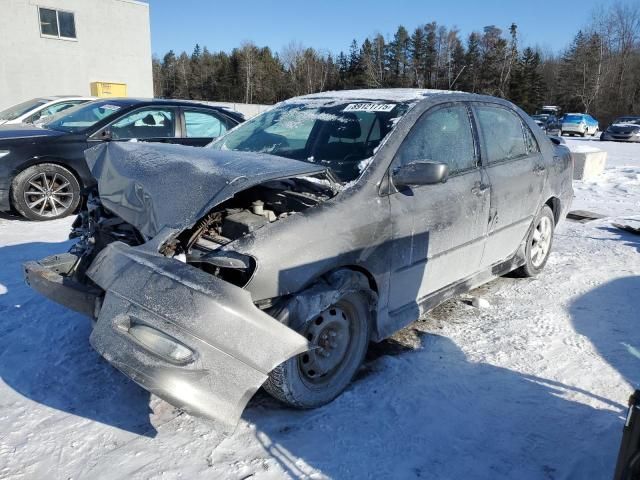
[0,138,638,479]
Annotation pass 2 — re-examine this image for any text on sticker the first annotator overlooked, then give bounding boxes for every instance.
[343,103,396,113]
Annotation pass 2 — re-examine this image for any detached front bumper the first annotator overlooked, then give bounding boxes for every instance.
[81,242,308,432]
[24,253,102,318]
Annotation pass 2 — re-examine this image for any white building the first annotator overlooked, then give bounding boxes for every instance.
[0,0,153,110]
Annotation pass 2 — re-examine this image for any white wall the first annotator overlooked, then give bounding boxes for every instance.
[0,0,153,110]
[193,101,272,118]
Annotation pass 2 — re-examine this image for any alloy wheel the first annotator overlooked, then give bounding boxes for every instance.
[531,215,552,268]
[23,171,75,218]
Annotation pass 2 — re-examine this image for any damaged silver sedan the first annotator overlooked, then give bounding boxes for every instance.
[24,89,574,432]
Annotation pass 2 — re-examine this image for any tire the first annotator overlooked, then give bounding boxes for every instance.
[264,271,374,409]
[513,205,555,278]
[581,129,587,137]
[11,163,81,221]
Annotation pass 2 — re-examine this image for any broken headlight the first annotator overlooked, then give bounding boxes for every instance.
[187,250,256,288]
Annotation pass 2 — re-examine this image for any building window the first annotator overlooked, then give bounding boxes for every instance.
[39,7,76,39]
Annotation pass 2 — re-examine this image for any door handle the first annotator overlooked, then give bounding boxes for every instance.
[533,164,546,175]
[471,182,489,196]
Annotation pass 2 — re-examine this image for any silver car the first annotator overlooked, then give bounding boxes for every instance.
[25,89,574,432]
[0,96,94,125]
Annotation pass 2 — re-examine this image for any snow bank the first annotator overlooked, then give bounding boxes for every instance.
[1,139,639,479]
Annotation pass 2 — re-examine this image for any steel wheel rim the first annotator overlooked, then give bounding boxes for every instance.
[531,215,552,268]
[299,302,354,386]
[23,172,74,218]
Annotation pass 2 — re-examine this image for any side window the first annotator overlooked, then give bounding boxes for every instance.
[523,123,540,154]
[184,110,227,138]
[110,108,175,140]
[396,104,476,174]
[475,106,529,163]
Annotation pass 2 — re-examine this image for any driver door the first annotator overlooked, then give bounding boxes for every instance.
[387,102,490,314]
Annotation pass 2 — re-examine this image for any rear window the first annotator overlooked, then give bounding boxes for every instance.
[564,115,584,123]
[0,98,47,121]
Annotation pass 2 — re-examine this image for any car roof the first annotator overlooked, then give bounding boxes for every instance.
[40,95,96,102]
[91,98,243,116]
[293,88,467,103]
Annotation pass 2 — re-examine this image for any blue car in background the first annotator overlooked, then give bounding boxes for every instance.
[560,113,599,137]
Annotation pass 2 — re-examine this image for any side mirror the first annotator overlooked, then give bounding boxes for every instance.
[392,160,449,188]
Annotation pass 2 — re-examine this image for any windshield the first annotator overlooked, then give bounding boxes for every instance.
[0,98,47,121]
[209,100,410,183]
[44,101,125,133]
[614,117,640,125]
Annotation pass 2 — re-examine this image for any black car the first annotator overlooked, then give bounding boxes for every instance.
[0,98,244,220]
[531,114,561,136]
[600,116,640,142]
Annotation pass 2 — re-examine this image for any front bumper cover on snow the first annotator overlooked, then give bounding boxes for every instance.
[24,242,308,433]
[24,252,102,318]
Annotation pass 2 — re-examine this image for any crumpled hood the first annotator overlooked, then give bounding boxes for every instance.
[85,142,327,238]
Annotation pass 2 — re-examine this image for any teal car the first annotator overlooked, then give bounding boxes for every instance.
[561,113,599,137]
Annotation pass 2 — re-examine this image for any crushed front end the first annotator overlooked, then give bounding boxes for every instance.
[21,142,344,432]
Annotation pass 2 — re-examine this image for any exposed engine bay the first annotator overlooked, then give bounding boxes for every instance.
[70,175,335,288]
[182,178,333,250]
[175,177,335,287]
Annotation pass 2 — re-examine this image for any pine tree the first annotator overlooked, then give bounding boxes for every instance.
[410,27,427,87]
[463,32,482,92]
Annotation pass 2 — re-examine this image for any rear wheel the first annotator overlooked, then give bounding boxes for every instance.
[264,271,373,408]
[11,163,81,221]
[513,205,555,278]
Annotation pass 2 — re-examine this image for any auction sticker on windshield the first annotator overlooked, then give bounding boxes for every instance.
[343,103,395,112]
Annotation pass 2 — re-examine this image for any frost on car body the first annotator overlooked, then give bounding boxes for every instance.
[24,89,573,433]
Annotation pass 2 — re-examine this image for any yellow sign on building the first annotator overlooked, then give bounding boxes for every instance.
[90,82,127,98]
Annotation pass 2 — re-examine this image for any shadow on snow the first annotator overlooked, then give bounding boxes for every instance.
[0,239,155,437]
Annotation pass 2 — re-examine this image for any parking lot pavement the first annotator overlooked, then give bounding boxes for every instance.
[0,139,639,479]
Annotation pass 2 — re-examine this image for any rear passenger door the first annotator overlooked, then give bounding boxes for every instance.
[472,103,546,269]
[179,108,231,146]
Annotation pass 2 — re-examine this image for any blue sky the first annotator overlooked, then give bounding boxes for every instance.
[148,0,609,57]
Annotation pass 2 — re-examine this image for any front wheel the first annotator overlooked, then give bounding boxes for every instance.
[11,163,81,221]
[264,271,373,409]
[513,205,555,278]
